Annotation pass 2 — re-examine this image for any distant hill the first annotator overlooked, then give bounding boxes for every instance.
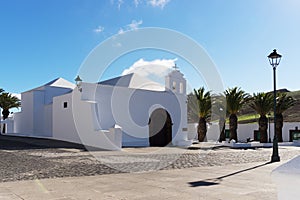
[187,89,300,124]
[238,89,300,123]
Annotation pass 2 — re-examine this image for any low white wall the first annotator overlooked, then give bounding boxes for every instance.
[0,119,14,133]
[187,123,197,140]
[188,122,300,142]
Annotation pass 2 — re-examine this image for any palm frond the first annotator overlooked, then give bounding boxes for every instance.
[0,92,21,110]
[249,92,273,116]
[276,93,295,114]
[224,87,250,115]
[194,87,212,119]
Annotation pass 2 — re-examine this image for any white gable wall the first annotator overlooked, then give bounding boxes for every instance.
[33,90,46,136]
[12,81,73,137]
[52,92,81,143]
[80,82,188,147]
[13,91,34,134]
[44,86,73,104]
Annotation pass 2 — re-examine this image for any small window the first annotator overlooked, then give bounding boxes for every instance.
[63,102,68,108]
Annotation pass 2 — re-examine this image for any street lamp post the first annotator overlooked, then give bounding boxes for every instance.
[268,49,282,163]
[268,112,271,143]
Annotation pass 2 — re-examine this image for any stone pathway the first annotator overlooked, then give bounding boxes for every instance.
[1,135,300,182]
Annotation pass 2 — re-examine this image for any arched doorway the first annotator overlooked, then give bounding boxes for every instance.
[149,108,172,147]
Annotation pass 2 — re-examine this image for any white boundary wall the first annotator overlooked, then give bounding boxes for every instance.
[188,122,300,142]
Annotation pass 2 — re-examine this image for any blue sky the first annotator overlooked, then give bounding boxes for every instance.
[1,0,300,95]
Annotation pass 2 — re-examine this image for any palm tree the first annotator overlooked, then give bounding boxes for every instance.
[187,92,199,123]
[275,93,295,142]
[194,87,211,142]
[224,87,249,142]
[212,95,226,142]
[249,93,273,143]
[0,92,21,133]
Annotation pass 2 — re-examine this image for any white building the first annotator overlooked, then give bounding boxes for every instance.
[9,69,191,150]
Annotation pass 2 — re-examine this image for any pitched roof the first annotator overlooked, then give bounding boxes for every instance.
[24,78,75,93]
[98,73,165,91]
[43,78,75,89]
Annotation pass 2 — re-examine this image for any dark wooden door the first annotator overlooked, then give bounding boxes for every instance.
[149,108,172,147]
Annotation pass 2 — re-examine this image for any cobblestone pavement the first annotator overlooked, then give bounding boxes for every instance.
[1,136,300,183]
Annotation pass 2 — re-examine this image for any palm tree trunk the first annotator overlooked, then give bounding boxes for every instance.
[229,114,238,141]
[258,115,268,143]
[2,109,9,133]
[197,117,207,142]
[218,117,226,142]
[275,114,283,142]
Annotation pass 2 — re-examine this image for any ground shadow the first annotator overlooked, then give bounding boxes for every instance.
[188,161,272,187]
[0,135,87,151]
[189,180,219,187]
[187,146,230,151]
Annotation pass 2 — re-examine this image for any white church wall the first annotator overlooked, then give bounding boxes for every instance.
[11,72,189,149]
[13,91,34,135]
[44,86,73,104]
[53,92,81,144]
[12,112,22,133]
[43,104,53,137]
[12,84,73,137]
[31,90,53,137]
[177,93,188,144]
[90,83,188,147]
[53,89,122,150]
[33,90,45,136]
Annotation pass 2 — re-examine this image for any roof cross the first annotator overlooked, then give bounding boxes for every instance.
[173,63,179,70]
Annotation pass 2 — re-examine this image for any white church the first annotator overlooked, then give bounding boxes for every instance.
[8,68,191,150]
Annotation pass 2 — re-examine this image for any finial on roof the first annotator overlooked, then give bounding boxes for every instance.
[75,75,82,92]
[173,63,179,71]
[75,75,82,82]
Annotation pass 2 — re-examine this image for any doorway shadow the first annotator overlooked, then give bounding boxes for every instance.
[188,161,272,187]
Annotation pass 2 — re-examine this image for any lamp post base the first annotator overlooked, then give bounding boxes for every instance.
[271,155,280,162]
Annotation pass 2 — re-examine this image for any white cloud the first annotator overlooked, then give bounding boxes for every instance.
[118,0,124,10]
[133,0,140,7]
[117,20,143,35]
[94,26,104,33]
[128,20,143,30]
[147,0,170,8]
[112,0,171,9]
[118,28,125,35]
[122,58,177,82]
[110,0,171,10]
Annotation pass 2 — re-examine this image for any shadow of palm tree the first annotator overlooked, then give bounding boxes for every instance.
[188,162,272,187]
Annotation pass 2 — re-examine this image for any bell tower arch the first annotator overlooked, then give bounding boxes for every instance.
[165,64,186,94]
